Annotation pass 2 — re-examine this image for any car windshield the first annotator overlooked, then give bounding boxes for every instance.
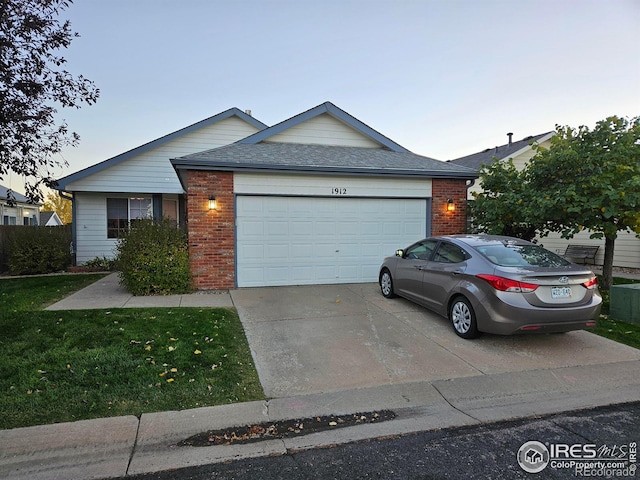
[475,243,571,267]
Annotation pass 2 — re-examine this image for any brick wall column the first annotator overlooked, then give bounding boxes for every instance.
[431,178,468,236]
[186,171,235,290]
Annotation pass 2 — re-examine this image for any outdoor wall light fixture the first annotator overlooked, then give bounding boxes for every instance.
[447,199,455,212]
[208,196,217,210]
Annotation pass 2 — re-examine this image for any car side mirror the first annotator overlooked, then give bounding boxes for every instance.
[395,249,404,258]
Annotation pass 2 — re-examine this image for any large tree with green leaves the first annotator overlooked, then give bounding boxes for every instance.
[470,115,639,290]
[529,116,640,289]
[470,159,541,242]
[0,0,99,204]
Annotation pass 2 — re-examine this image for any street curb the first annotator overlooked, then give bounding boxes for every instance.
[2,360,639,480]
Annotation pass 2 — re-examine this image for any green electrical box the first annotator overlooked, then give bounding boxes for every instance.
[609,284,640,323]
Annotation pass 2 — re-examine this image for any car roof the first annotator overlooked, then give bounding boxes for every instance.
[432,234,534,248]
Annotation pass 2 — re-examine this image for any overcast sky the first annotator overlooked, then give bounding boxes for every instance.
[21,0,640,189]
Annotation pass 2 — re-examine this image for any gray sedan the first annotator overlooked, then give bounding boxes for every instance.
[379,234,602,339]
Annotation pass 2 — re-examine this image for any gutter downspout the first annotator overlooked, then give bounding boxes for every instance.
[59,191,76,265]
[466,179,476,233]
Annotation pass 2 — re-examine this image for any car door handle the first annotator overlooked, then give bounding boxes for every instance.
[452,270,463,275]
[414,265,424,270]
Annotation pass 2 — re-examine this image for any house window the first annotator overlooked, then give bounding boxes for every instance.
[3,215,16,225]
[107,197,152,238]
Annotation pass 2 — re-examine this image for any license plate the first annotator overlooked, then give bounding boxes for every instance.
[551,286,572,299]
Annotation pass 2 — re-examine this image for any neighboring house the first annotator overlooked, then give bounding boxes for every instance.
[449,133,640,270]
[56,101,477,289]
[0,185,40,226]
[450,132,553,199]
[40,211,64,226]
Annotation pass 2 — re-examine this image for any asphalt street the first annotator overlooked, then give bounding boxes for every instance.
[125,401,640,480]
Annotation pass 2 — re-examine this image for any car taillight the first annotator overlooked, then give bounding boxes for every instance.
[582,277,598,290]
[476,274,539,293]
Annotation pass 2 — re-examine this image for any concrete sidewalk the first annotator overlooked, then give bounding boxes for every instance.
[2,273,639,479]
[45,273,234,310]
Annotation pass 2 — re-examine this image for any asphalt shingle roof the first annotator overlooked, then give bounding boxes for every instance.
[0,185,31,203]
[448,132,552,171]
[172,142,477,178]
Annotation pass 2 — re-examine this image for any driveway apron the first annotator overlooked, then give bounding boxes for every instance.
[230,284,640,399]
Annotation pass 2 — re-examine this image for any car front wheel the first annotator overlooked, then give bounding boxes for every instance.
[379,269,396,298]
[449,296,480,339]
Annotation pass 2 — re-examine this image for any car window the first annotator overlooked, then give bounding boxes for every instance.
[433,242,468,263]
[405,240,438,260]
[476,244,570,267]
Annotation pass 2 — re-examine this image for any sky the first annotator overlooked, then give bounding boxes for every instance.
[10,0,640,192]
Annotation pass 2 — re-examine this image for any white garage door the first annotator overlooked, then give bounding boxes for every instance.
[237,196,428,287]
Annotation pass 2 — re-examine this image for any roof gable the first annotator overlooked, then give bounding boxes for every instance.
[55,108,267,190]
[448,132,553,171]
[238,102,409,152]
[40,211,63,226]
[1,184,31,204]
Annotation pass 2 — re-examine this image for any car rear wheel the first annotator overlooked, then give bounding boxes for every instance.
[449,296,480,339]
[379,269,396,298]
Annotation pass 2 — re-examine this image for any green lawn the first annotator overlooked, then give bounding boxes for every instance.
[0,275,264,430]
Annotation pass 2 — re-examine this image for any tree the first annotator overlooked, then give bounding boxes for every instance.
[0,0,99,204]
[42,189,71,223]
[529,116,640,290]
[470,159,540,242]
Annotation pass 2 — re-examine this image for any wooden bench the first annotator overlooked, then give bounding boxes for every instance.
[563,245,599,264]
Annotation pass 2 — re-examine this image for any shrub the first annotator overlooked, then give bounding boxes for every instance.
[114,218,192,295]
[5,225,72,275]
[83,256,116,271]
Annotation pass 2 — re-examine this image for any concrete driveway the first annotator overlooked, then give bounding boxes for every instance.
[230,283,640,398]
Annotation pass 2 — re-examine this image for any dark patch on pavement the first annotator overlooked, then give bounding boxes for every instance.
[177,410,397,446]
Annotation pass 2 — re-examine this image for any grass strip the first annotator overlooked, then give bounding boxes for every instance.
[0,275,264,429]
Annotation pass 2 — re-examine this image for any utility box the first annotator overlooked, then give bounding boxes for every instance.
[609,284,640,323]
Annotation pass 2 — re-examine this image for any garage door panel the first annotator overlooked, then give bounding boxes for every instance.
[267,221,289,236]
[383,221,403,234]
[292,266,315,281]
[316,243,337,257]
[237,196,427,287]
[265,266,289,282]
[291,221,313,235]
[337,266,358,282]
[266,244,289,259]
[362,264,380,279]
[266,198,289,213]
[315,265,338,281]
[242,244,265,260]
[314,221,336,236]
[404,221,425,236]
[240,220,264,237]
[337,221,359,235]
[291,244,313,258]
[241,267,264,284]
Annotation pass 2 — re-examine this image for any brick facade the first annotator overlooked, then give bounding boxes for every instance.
[186,171,235,290]
[185,172,469,289]
[431,178,468,236]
